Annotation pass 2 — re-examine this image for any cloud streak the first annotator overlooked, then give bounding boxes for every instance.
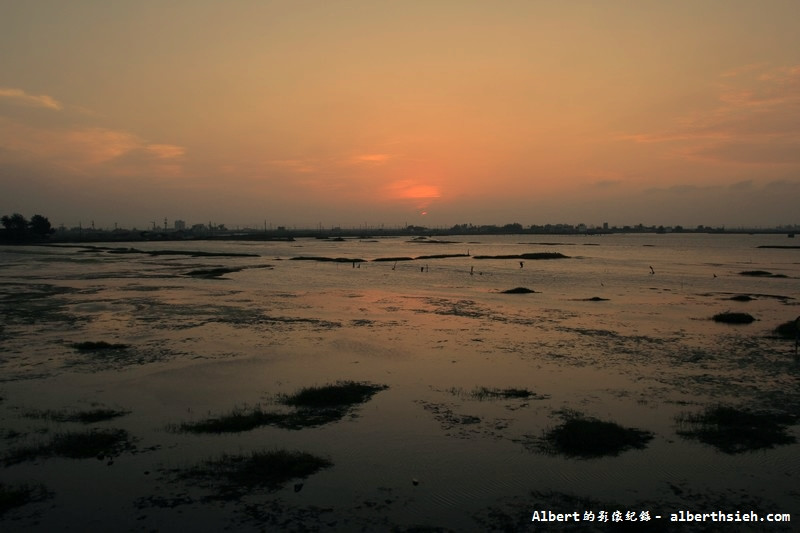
[0,88,63,110]
[624,65,800,167]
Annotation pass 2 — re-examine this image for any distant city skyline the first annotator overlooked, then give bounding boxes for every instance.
[2,2,799,229]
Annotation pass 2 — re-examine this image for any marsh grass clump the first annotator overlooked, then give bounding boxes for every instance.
[25,408,130,424]
[185,267,243,279]
[174,381,388,433]
[450,386,546,401]
[0,482,52,516]
[712,312,755,324]
[279,381,388,409]
[4,428,133,465]
[473,252,568,260]
[290,256,366,263]
[501,287,537,294]
[70,341,130,352]
[175,449,332,497]
[739,270,787,278]
[176,405,285,434]
[676,405,797,454]
[538,413,653,458]
[773,320,798,339]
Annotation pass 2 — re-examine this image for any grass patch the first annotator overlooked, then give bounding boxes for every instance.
[501,287,537,294]
[175,381,388,433]
[70,341,130,352]
[176,405,286,433]
[278,381,388,409]
[185,267,244,278]
[0,483,52,517]
[175,449,331,497]
[773,320,799,339]
[290,256,366,263]
[712,311,755,324]
[676,405,797,454]
[473,252,568,260]
[449,386,547,401]
[739,270,788,278]
[537,412,653,458]
[25,407,130,424]
[4,428,133,465]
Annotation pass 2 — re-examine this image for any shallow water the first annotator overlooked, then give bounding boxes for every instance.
[1,234,799,531]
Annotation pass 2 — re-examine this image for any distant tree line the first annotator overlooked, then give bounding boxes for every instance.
[0,213,54,242]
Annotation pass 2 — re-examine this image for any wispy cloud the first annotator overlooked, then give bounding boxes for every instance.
[352,153,394,164]
[146,144,185,159]
[624,65,800,166]
[0,119,186,179]
[0,87,63,110]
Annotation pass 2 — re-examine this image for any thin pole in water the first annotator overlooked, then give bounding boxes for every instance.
[795,316,799,356]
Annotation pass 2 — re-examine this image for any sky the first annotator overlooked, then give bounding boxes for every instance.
[2,1,799,230]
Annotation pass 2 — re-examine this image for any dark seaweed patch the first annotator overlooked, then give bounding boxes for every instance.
[536,412,653,458]
[172,449,332,497]
[290,256,366,263]
[0,483,52,517]
[414,253,470,260]
[0,283,81,325]
[473,252,568,260]
[449,386,548,401]
[773,319,799,339]
[175,381,388,433]
[70,341,130,352]
[501,287,537,294]
[25,407,130,424]
[279,381,389,409]
[4,428,134,465]
[739,270,788,278]
[676,405,797,454]
[175,405,286,433]
[185,267,245,278]
[712,312,755,324]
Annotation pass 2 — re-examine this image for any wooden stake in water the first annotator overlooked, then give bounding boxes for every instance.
[795,316,799,356]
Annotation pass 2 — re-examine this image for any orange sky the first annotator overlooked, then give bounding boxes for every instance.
[2,1,799,229]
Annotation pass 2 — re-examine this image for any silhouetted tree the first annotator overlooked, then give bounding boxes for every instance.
[29,214,54,238]
[1,213,29,240]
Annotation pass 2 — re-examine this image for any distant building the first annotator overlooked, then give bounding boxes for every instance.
[174,220,186,231]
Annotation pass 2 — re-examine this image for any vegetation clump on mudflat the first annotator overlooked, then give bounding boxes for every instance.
[449,386,548,401]
[0,483,52,517]
[536,411,653,458]
[501,287,537,294]
[738,270,788,278]
[173,449,332,497]
[712,311,755,324]
[773,319,798,339]
[175,381,388,433]
[3,429,134,465]
[70,341,130,352]
[278,381,388,408]
[24,407,130,424]
[473,252,569,260]
[676,405,797,454]
[290,256,366,263]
